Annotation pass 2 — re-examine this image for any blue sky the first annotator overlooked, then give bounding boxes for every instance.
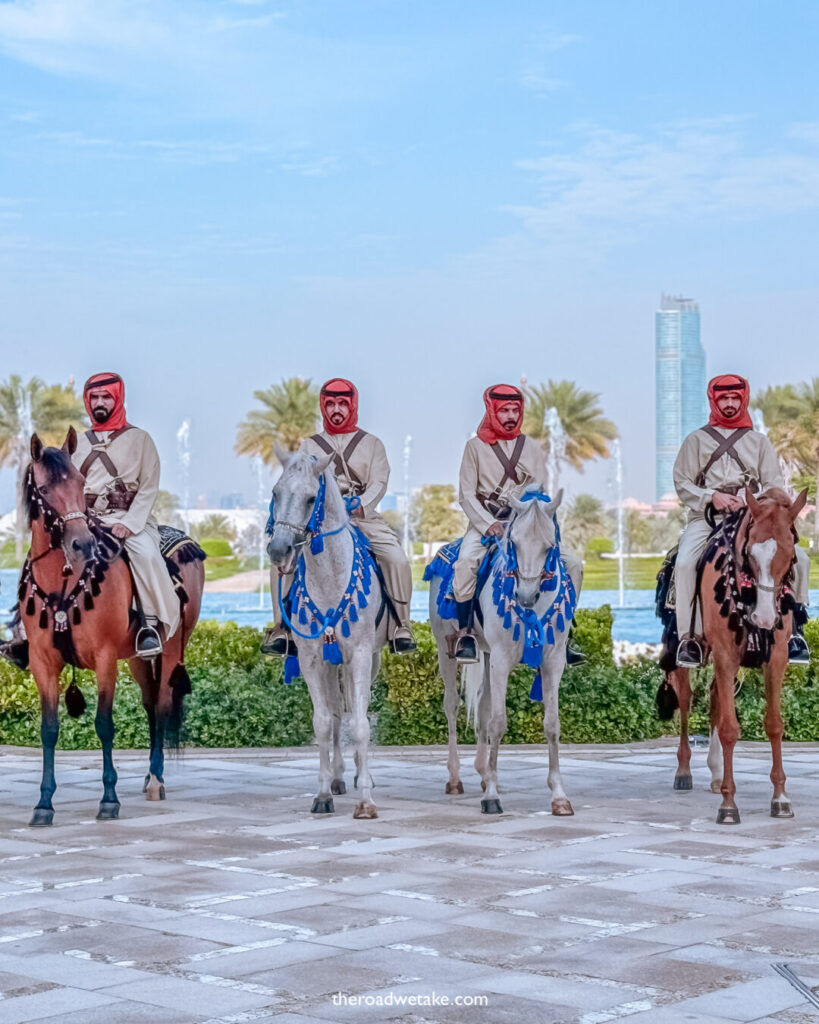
[2,0,819,510]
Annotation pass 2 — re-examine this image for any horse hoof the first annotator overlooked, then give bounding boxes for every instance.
[551,798,574,816]
[353,801,378,819]
[481,798,503,815]
[96,801,120,821]
[142,773,150,793]
[353,774,357,789]
[445,780,464,794]
[771,799,794,819]
[145,783,165,802]
[716,806,740,825]
[330,779,346,795]
[674,774,693,791]
[311,797,335,815]
[710,780,723,794]
[29,807,54,828]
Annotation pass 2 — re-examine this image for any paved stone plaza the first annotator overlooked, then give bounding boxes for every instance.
[1,740,818,1024]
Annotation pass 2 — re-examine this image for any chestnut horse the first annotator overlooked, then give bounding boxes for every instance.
[660,487,807,824]
[21,429,204,826]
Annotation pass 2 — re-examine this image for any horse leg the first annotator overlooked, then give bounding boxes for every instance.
[765,643,793,818]
[330,681,346,796]
[481,656,510,815]
[30,668,60,827]
[672,669,693,791]
[473,657,491,789]
[305,669,334,814]
[707,678,724,793]
[442,649,463,794]
[94,662,121,820]
[350,654,377,819]
[540,653,572,815]
[713,658,741,824]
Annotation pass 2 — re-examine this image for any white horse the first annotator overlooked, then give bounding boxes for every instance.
[429,492,576,815]
[267,450,388,819]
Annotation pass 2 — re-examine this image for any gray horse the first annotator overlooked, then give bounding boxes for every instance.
[267,450,388,819]
[429,492,576,815]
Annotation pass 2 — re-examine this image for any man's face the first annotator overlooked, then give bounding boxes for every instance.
[497,401,521,432]
[715,392,742,420]
[325,397,351,427]
[87,387,115,424]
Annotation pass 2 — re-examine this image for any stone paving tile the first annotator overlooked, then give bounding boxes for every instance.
[2,741,818,1023]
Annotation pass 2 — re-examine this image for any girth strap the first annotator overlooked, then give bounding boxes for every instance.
[310,430,367,492]
[695,426,755,490]
[79,426,132,480]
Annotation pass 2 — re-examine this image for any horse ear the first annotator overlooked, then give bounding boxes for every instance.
[63,426,78,455]
[746,488,762,518]
[273,443,291,468]
[550,488,564,514]
[314,453,335,476]
[790,488,808,520]
[30,434,43,462]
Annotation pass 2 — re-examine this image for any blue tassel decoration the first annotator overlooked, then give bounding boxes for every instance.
[298,607,308,625]
[349,604,358,623]
[546,626,555,646]
[522,644,541,668]
[357,591,367,609]
[341,619,351,638]
[283,656,301,684]
[503,611,511,629]
[310,534,324,555]
[513,623,520,642]
[557,614,565,633]
[529,672,543,702]
[323,637,343,665]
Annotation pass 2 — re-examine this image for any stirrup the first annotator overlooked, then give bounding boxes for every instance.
[676,635,704,668]
[788,633,810,666]
[566,643,586,668]
[447,629,478,664]
[261,626,296,658]
[135,623,162,660]
[0,639,29,671]
[390,626,417,655]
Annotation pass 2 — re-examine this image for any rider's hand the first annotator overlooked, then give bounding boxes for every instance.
[485,522,504,538]
[351,505,365,520]
[111,524,134,539]
[711,492,743,513]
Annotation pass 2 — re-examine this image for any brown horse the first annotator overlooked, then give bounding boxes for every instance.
[21,428,204,826]
[659,487,807,824]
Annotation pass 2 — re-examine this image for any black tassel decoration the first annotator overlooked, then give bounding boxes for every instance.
[90,578,101,597]
[84,592,94,611]
[728,611,740,633]
[39,607,48,629]
[25,596,36,617]
[73,606,82,625]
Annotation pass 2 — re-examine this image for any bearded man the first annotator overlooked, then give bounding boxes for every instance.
[71,372,180,657]
[263,378,416,656]
[450,383,584,664]
[674,373,811,667]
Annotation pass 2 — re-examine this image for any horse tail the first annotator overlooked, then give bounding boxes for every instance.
[64,678,87,718]
[164,662,192,750]
[461,659,484,730]
[656,676,679,721]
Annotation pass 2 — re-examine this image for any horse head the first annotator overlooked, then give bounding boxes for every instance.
[745,486,807,630]
[505,488,563,608]
[266,446,336,572]
[28,428,98,570]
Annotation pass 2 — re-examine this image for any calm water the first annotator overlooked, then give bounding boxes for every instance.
[2,570,816,645]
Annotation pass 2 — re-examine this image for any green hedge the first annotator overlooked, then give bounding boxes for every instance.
[2,612,818,749]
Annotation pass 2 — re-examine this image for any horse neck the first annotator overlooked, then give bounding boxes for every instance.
[302,482,354,604]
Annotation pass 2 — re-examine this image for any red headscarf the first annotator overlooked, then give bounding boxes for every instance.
[320,378,359,435]
[707,374,753,430]
[83,372,129,432]
[477,384,524,444]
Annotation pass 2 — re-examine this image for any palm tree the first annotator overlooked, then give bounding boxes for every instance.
[563,493,608,554]
[524,380,618,489]
[0,375,86,561]
[235,377,320,466]
[754,379,819,547]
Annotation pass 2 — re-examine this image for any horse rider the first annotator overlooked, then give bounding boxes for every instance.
[674,373,811,668]
[449,383,585,664]
[73,372,180,658]
[262,377,417,656]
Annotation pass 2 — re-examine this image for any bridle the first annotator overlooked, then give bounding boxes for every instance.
[266,472,348,560]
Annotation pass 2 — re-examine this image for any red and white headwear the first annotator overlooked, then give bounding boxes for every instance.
[476,384,524,444]
[707,374,752,430]
[319,378,358,435]
[83,372,129,432]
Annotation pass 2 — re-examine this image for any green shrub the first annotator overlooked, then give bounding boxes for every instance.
[586,537,614,558]
[200,538,233,558]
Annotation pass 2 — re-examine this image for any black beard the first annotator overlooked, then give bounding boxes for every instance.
[92,407,112,424]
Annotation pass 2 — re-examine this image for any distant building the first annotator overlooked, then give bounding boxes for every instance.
[219,492,245,510]
[655,294,707,500]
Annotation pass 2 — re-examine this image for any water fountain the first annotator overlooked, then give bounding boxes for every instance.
[402,434,412,558]
[254,456,267,610]
[176,419,191,533]
[544,407,567,497]
[610,439,626,608]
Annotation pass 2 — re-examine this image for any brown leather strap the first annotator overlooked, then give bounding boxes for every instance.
[79,426,132,479]
[695,426,752,488]
[310,430,367,490]
[489,435,525,487]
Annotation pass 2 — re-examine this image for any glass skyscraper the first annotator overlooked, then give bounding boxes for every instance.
[655,295,707,500]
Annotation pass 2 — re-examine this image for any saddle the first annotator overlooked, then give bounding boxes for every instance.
[423,537,497,623]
